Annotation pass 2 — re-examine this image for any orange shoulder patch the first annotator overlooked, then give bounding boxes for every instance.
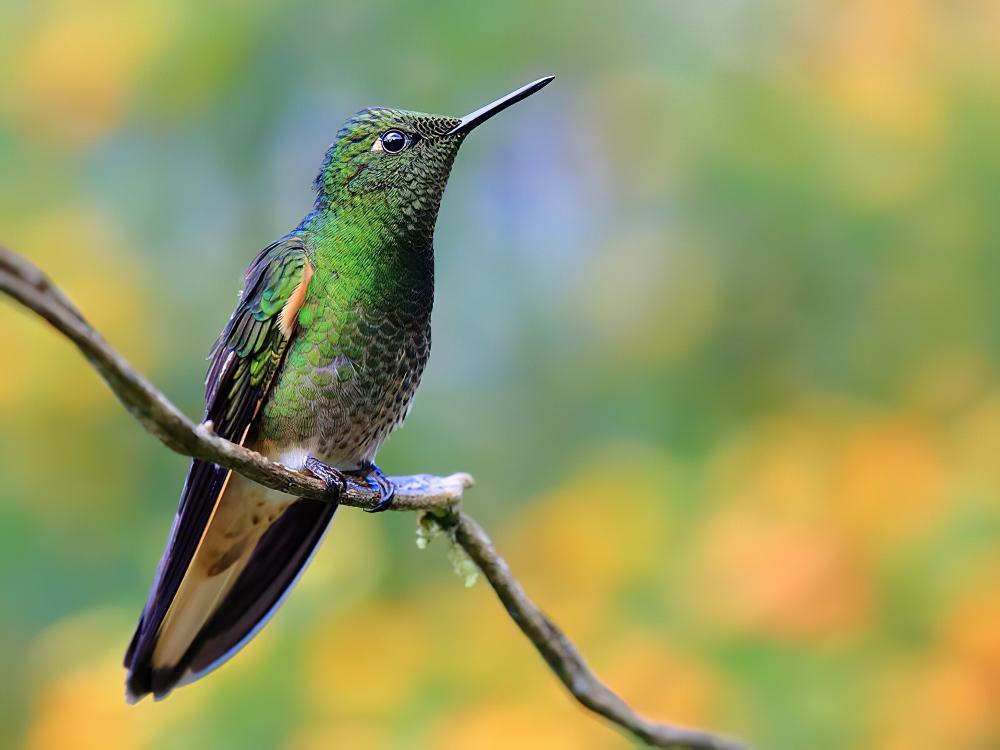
[279,260,313,339]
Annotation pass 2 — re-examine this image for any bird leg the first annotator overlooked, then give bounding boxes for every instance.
[304,456,348,499]
[352,460,396,513]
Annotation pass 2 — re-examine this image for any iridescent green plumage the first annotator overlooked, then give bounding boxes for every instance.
[207,237,310,425]
[124,77,554,702]
[255,108,464,458]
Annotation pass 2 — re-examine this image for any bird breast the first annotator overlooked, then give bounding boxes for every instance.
[258,303,431,469]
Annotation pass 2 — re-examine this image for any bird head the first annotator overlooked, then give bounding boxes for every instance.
[313,77,554,242]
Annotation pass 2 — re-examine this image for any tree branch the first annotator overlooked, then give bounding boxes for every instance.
[0,245,745,750]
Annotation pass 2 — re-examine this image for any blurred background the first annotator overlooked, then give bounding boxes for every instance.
[1,1,998,748]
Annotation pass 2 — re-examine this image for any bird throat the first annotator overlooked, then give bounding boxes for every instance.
[300,201,436,314]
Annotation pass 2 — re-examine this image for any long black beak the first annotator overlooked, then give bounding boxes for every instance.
[447,76,555,136]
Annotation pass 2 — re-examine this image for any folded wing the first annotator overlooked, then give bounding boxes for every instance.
[125,236,322,701]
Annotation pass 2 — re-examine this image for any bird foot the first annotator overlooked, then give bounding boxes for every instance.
[303,457,395,512]
[352,461,396,513]
[304,456,348,499]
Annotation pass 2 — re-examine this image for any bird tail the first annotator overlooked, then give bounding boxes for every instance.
[124,478,336,702]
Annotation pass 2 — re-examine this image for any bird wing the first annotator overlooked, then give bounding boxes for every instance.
[124,236,314,697]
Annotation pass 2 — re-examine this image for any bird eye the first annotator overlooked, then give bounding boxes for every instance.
[377,130,410,154]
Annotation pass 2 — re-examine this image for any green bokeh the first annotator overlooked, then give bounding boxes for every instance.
[1,1,998,748]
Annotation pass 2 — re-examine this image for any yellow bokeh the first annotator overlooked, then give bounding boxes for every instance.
[804,0,941,138]
[598,631,725,731]
[2,208,152,411]
[693,507,871,640]
[502,444,673,638]
[25,611,194,750]
[707,402,952,554]
[872,563,1000,750]
[11,0,176,145]
[302,600,430,718]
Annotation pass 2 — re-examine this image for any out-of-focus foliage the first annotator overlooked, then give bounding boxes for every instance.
[1,0,998,748]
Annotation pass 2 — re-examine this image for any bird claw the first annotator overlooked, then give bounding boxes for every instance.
[304,456,348,498]
[304,457,395,512]
[356,461,396,513]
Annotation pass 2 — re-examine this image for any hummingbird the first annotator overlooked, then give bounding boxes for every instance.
[124,76,554,702]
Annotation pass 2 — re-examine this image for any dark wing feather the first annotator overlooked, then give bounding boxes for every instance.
[125,237,312,696]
